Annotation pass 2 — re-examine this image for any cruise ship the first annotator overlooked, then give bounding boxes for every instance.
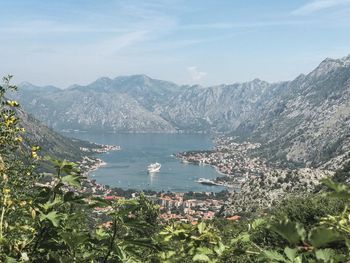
[147,162,161,173]
[196,178,223,186]
[196,178,216,185]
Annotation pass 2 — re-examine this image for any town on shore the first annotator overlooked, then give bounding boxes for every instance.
[176,136,333,214]
[73,142,231,222]
[48,136,334,222]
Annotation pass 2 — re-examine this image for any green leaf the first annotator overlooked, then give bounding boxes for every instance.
[315,249,334,262]
[196,247,213,255]
[263,250,286,261]
[39,197,63,211]
[309,227,342,248]
[60,231,89,249]
[62,174,81,188]
[197,222,206,234]
[284,247,297,261]
[251,218,266,230]
[123,237,158,250]
[322,178,350,199]
[40,211,61,227]
[193,253,211,262]
[88,196,110,208]
[95,228,109,240]
[231,233,250,244]
[114,244,127,261]
[5,257,17,263]
[270,220,306,245]
[213,241,226,256]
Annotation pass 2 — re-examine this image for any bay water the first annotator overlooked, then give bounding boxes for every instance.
[65,133,225,193]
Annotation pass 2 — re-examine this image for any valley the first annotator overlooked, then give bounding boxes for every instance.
[12,55,350,170]
[13,55,350,219]
[3,1,350,260]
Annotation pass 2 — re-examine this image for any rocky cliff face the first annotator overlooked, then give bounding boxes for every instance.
[12,55,350,167]
[16,107,102,162]
[14,75,180,133]
[241,55,350,168]
[13,75,275,133]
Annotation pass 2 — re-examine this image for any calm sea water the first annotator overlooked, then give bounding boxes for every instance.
[64,133,225,193]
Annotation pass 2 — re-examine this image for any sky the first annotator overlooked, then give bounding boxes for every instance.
[1,0,350,88]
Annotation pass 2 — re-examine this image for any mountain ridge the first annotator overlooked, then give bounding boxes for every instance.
[11,54,350,168]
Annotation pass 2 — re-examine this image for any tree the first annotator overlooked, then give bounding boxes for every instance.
[0,76,160,262]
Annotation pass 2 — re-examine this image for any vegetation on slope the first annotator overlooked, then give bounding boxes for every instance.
[1,76,350,262]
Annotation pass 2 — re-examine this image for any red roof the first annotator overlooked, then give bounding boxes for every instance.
[226,215,241,221]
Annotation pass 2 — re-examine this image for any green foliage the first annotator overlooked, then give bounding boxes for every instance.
[0,77,163,262]
[158,221,225,262]
[221,177,350,262]
[332,161,350,183]
[0,76,229,262]
[271,194,345,229]
[3,75,350,263]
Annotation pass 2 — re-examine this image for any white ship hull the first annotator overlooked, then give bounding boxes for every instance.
[147,163,161,173]
[148,168,161,173]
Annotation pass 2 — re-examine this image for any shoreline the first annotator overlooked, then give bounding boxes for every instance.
[80,139,231,193]
[79,143,120,176]
[175,139,264,189]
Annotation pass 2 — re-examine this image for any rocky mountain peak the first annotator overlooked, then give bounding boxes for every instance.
[19,81,34,87]
[19,82,60,92]
[113,74,152,85]
[309,55,350,78]
[12,54,350,169]
[339,55,350,69]
[252,78,265,84]
[247,78,270,88]
[89,77,113,87]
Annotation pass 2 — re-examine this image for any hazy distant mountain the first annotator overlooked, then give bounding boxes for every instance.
[13,75,275,133]
[14,75,180,133]
[12,55,350,168]
[16,107,100,163]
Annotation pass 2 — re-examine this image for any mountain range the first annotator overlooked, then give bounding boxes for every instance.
[11,54,350,168]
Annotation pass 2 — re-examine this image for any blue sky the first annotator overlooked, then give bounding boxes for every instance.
[1,0,350,87]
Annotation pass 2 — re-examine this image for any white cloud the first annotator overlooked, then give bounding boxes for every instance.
[292,0,350,15]
[98,30,150,54]
[183,20,308,30]
[0,21,130,35]
[187,66,207,81]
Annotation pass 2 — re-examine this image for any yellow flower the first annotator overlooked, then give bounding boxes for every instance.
[4,116,16,127]
[31,152,38,159]
[15,137,23,143]
[31,146,40,159]
[6,100,19,107]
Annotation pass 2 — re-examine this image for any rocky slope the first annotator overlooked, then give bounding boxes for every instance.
[14,75,180,133]
[16,107,105,163]
[11,55,350,168]
[12,75,275,133]
[239,55,350,168]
